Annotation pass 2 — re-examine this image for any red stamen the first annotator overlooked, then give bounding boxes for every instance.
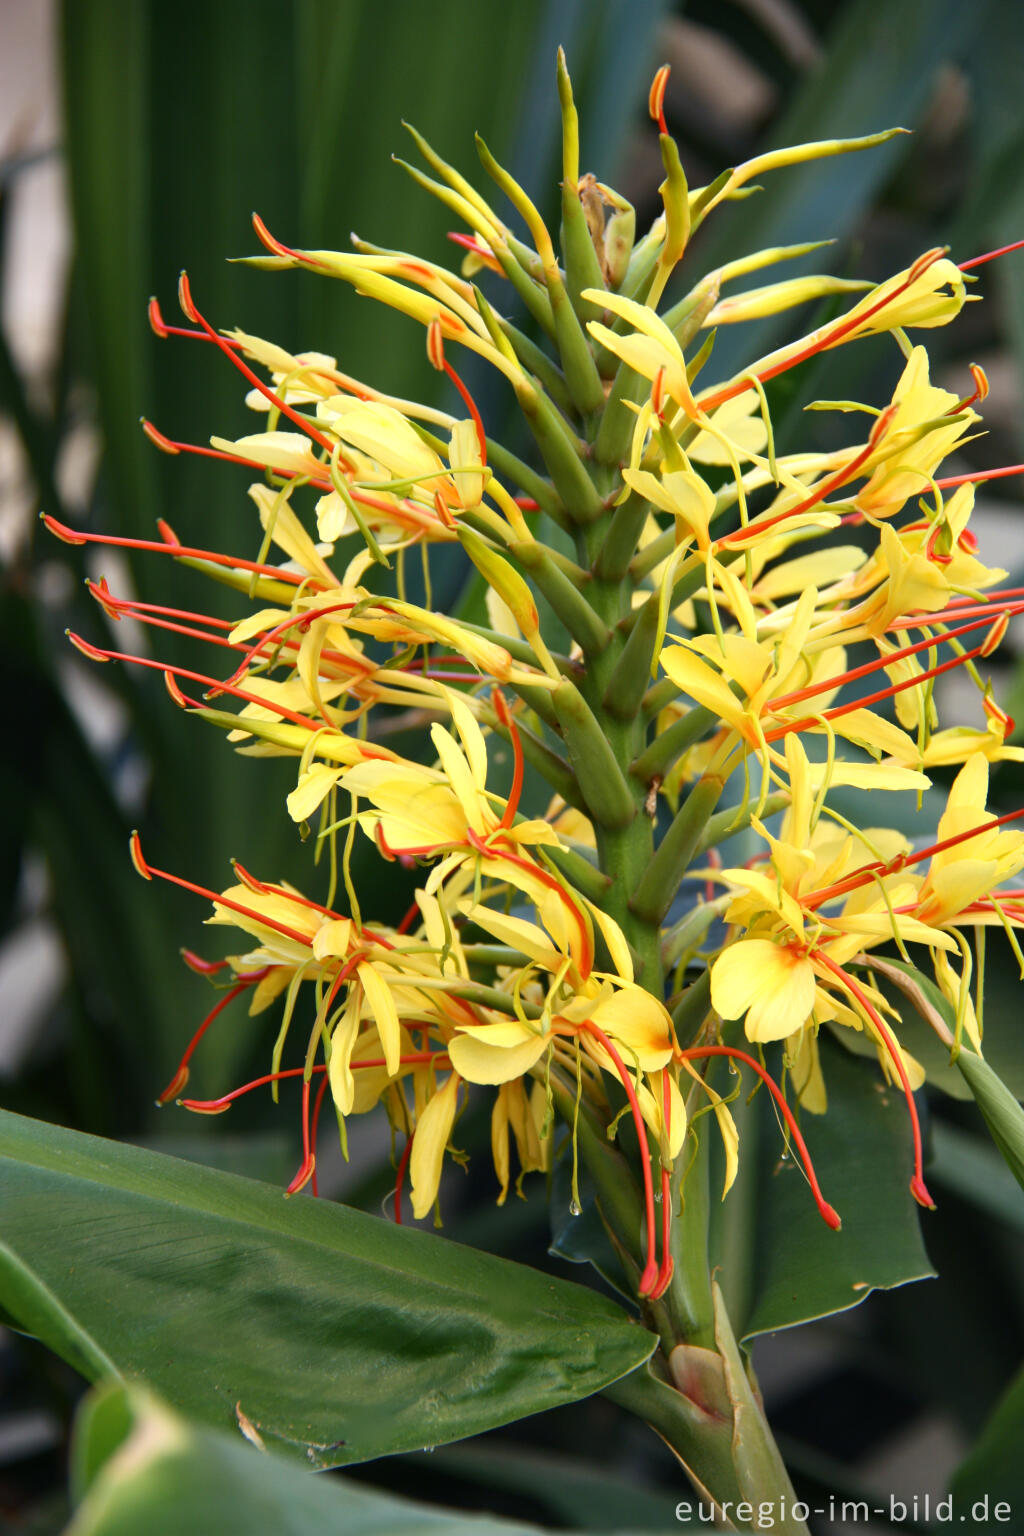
[45,517,310,587]
[579,1019,659,1297]
[493,690,524,831]
[678,1045,841,1230]
[310,1072,331,1197]
[718,405,898,549]
[69,634,327,729]
[700,253,947,416]
[177,272,338,457]
[764,642,986,742]
[286,1077,317,1195]
[771,606,1023,712]
[181,949,230,976]
[649,1072,675,1300]
[252,212,329,269]
[814,953,933,1210]
[148,294,243,348]
[958,237,1024,272]
[936,463,1024,489]
[129,835,317,946]
[806,803,1024,910]
[157,977,262,1104]
[394,1131,414,1225]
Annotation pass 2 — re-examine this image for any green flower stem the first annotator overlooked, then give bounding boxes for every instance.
[630,775,726,926]
[602,593,662,720]
[552,680,637,830]
[630,706,716,783]
[510,541,611,653]
[514,383,605,521]
[592,490,652,582]
[496,315,575,415]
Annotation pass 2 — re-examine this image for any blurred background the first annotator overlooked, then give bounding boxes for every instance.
[2,2,1024,1532]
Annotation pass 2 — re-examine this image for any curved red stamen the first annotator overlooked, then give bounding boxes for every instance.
[814,952,932,1209]
[679,1045,841,1229]
[178,272,339,458]
[649,1072,675,1300]
[718,406,898,549]
[287,1077,317,1195]
[156,976,260,1103]
[129,839,316,946]
[181,949,230,976]
[68,634,331,730]
[579,1019,659,1297]
[46,519,310,587]
[493,691,523,831]
[310,1072,331,1197]
[394,1131,415,1225]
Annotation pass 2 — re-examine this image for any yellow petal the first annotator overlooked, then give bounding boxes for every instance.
[410,1073,460,1219]
[712,939,816,1042]
[357,961,401,1075]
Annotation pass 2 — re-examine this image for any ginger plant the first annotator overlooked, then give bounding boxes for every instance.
[49,53,1024,1531]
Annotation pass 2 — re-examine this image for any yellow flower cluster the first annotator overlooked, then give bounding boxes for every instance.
[59,54,1024,1300]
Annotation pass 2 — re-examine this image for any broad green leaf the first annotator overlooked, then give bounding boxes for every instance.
[69,1381,684,1536]
[715,1040,935,1340]
[950,1362,1024,1512]
[0,1111,655,1467]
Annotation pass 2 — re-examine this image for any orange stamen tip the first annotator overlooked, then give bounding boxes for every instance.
[432,487,456,529]
[426,318,445,371]
[179,1098,232,1115]
[147,295,170,337]
[177,270,199,323]
[492,689,511,728]
[821,1203,842,1231]
[651,365,666,417]
[156,517,181,546]
[648,65,670,134]
[251,211,291,258]
[157,1065,190,1104]
[286,1153,316,1196]
[969,362,990,400]
[649,1257,675,1300]
[637,1258,661,1298]
[909,246,946,282]
[231,859,267,894]
[66,630,109,662]
[981,613,1010,657]
[180,948,226,975]
[129,830,152,880]
[910,1176,936,1211]
[87,576,120,621]
[164,669,191,708]
[42,512,87,545]
[141,418,180,455]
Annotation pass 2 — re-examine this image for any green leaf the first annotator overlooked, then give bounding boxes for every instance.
[70,1381,686,1536]
[950,1362,1024,1512]
[714,1040,935,1340]
[0,1111,655,1467]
